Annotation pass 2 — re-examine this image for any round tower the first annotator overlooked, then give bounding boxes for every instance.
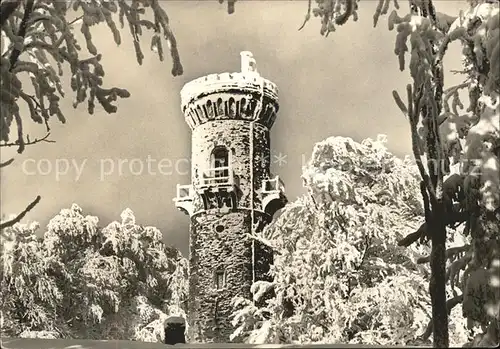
[173,52,287,343]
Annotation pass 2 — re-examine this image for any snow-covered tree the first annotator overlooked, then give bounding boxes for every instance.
[0,220,63,338]
[2,1,498,346]
[230,135,468,346]
[1,204,188,342]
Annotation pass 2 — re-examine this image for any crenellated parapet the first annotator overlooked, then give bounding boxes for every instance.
[180,72,279,130]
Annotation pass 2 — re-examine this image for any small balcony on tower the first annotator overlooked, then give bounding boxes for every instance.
[197,145,237,193]
[198,166,235,191]
[261,175,287,216]
[197,166,238,212]
[183,145,240,213]
[173,184,195,216]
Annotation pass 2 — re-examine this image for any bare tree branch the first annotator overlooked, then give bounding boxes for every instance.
[334,207,350,238]
[298,0,312,31]
[0,132,55,148]
[14,110,25,153]
[417,245,471,264]
[0,195,41,230]
[0,158,14,168]
[68,15,83,26]
[355,234,371,271]
[393,84,437,204]
[8,0,34,71]
[419,294,464,341]
[218,0,236,14]
[398,222,428,247]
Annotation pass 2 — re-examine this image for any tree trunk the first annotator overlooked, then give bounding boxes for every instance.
[429,199,449,347]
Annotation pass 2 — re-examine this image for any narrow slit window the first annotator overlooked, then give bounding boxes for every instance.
[214,270,226,289]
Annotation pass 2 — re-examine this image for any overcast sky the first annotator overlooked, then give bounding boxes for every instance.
[1,1,465,256]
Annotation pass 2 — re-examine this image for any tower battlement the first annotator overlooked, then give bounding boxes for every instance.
[180,72,279,107]
[180,53,280,130]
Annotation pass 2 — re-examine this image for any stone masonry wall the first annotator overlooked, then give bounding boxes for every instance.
[188,210,272,343]
[191,119,271,212]
[180,70,283,343]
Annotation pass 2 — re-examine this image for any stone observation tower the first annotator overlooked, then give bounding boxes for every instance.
[173,52,287,342]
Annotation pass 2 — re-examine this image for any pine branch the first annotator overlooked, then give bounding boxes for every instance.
[8,0,34,71]
[0,195,41,230]
[0,0,20,27]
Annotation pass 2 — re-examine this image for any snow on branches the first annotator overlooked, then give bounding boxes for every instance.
[297,1,498,345]
[389,2,499,345]
[231,135,469,346]
[0,0,182,155]
[0,205,188,342]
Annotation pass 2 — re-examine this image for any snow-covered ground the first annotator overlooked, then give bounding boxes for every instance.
[0,338,428,349]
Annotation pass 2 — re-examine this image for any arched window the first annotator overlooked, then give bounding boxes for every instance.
[211,146,229,181]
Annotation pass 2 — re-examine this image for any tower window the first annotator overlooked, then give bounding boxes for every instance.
[211,146,229,168]
[211,146,229,182]
[214,269,226,290]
